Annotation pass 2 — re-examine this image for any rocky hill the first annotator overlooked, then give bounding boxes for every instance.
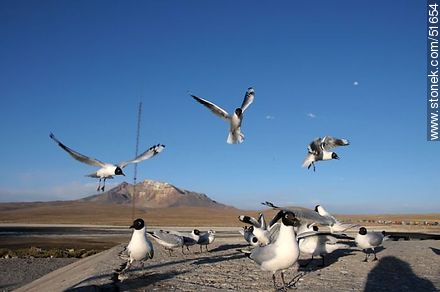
[80,180,231,209]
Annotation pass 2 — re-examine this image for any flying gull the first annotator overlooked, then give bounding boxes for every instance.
[190,87,254,144]
[49,132,165,191]
[302,136,349,171]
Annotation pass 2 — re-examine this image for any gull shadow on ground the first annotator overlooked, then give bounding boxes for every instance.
[364,256,436,292]
[192,252,246,265]
[429,247,440,255]
[0,283,17,290]
[117,270,188,291]
[298,248,355,271]
[208,243,248,253]
[65,270,188,292]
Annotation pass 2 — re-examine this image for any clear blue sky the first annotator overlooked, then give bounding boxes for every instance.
[0,1,436,214]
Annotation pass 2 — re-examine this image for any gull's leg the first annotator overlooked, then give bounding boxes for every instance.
[97,178,101,191]
[363,249,368,262]
[372,248,378,261]
[101,178,106,191]
[281,271,287,288]
[272,273,277,290]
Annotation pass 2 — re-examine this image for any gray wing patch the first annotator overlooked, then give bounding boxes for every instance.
[262,201,336,226]
[191,94,230,120]
[250,245,277,265]
[49,132,106,167]
[368,233,384,247]
[321,136,349,151]
[119,144,165,168]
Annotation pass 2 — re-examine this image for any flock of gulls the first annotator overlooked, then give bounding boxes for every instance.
[49,88,388,290]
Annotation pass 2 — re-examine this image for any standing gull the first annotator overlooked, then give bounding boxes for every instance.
[122,218,154,272]
[49,132,165,191]
[196,230,216,252]
[355,227,387,262]
[240,210,301,290]
[298,226,352,267]
[190,87,254,144]
[302,136,349,171]
[147,230,184,256]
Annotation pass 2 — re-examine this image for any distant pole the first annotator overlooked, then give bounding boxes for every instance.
[132,102,142,220]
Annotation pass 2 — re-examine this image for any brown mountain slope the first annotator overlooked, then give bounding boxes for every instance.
[80,180,230,209]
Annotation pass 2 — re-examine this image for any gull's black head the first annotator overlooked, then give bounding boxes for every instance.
[248,226,254,233]
[314,205,320,212]
[359,227,367,235]
[130,218,145,230]
[115,166,125,176]
[281,211,300,227]
[331,152,339,160]
[235,108,243,117]
[382,231,386,236]
[193,229,200,236]
[251,236,258,244]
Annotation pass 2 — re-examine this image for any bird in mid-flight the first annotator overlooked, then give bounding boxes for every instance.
[49,132,165,191]
[190,87,254,144]
[302,136,349,171]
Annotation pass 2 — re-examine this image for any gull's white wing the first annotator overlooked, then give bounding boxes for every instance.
[49,133,106,167]
[119,144,165,168]
[240,87,255,113]
[262,201,336,226]
[239,215,261,228]
[320,136,349,151]
[191,94,230,120]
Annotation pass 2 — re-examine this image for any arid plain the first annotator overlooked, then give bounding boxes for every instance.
[1,181,439,291]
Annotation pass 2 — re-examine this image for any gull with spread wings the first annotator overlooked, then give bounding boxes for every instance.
[302,136,349,171]
[190,87,254,144]
[49,133,165,191]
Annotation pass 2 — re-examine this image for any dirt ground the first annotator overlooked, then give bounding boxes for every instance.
[114,237,440,291]
[2,232,440,291]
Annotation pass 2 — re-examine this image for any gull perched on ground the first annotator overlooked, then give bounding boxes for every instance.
[298,226,352,267]
[122,218,154,273]
[314,205,359,233]
[240,210,301,290]
[190,87,254,144]
[302,136,349,171]
[159,230,198,254]
[355,227,387,262]
[147,230,184,256]
[196,230,216,252]
[49,132,165,191]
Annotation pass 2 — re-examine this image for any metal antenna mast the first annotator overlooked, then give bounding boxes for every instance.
[132,102,142,220]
